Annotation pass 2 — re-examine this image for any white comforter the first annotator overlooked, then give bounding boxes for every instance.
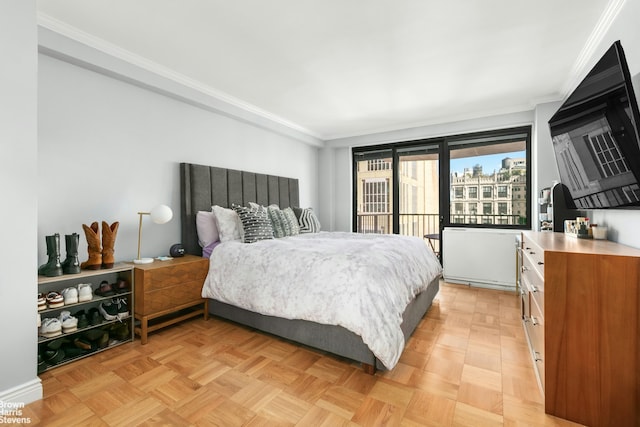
[201,231,442,369]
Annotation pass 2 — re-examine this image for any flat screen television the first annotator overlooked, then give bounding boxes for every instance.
[549,40,640,209]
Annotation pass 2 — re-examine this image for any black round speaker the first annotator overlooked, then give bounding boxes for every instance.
[169,243,185,257]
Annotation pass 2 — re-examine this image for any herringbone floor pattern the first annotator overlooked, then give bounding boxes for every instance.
[23,283,582,426]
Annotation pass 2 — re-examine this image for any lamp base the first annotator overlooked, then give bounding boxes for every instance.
[133,257,155,264]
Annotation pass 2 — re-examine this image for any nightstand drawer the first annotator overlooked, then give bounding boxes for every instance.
[144,262,207,291]
[140,280,204,313]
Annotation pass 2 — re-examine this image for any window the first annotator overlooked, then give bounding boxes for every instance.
[367,159,391,171]
[363,179,389,213]
[448,127,530,227]
[353,126,531,239]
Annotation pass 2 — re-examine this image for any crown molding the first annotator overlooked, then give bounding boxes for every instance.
[561,0,626,97]
[37,13,325,147]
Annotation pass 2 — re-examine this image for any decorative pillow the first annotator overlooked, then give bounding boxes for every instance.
[212,205,243,242]
[202,240,221,259]
[267,205,286,238]
[293,207,322,233]
[232,205,274,243]
[195,211,219,247]
[282,207,300,236]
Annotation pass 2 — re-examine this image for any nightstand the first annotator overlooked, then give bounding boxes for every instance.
[133,254,209,344]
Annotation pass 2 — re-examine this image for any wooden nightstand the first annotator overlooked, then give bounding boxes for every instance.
[133,254,209,344]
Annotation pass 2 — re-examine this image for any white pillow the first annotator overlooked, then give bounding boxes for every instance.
[195,211,219,247]
[212,205,243,242]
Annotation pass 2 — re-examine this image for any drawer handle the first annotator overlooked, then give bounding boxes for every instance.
[531,286,538,293]
[529,251,535,255]
[534,351,542,362]
[537,261,544,265]
[531,316,539,326]
[525,247,531,250]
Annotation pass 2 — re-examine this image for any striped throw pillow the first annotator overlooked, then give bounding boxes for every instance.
[293,207,321,233]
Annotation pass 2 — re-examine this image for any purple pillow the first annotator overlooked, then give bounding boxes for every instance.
[202,240,221,259]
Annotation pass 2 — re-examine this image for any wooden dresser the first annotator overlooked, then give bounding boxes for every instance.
[520,231,640,427]
[133,255,209,344]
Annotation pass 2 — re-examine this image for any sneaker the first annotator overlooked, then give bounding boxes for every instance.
[95,280,115,297]
[116,297,129,320]
[37,313,41,328]
[61,287,78,305]
[58,311,78,333]
[40,318,62,338]
[99,299,119,321]
[46,291,64,308]
[37,293,46,311]
[77,283,93,302]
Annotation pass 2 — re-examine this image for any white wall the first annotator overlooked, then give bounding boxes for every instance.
[0,0,41,404]
[588,0,640,248]
[38,54,319,265]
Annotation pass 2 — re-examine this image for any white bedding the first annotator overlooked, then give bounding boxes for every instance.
[201,231,442,369]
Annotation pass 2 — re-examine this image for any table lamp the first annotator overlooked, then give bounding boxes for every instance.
[134,204,173,264]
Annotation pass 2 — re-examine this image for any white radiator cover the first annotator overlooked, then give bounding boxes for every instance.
[442,227,519,290]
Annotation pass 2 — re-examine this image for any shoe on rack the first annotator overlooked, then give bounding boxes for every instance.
[73,337,93,351]
[110,322,130,341]
[95,280,115,297]
[44,348,65,365]
[74,310,89,329]
[113,278,130,294]
[58,311,78,333]
[99,299,119,321]
[116,297,129,320]
[87,307,102,326]
[39,318,62,338]
[37,293,46,311]
[61,287,79,305]
[46,291,64,308]
[77,283,93,302]
[37,313,41,328]
[37,354,47,375]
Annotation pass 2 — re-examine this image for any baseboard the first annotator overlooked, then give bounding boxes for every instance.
[0,378,42,405]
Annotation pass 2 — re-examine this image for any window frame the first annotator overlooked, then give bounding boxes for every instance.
[352,125,532,232]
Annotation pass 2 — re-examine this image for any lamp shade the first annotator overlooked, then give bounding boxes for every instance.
[150,204,173,224]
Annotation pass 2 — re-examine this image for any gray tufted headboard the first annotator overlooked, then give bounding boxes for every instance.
[179,163,300,256]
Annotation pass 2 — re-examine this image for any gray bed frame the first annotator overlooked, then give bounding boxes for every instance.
[180,162,440,373]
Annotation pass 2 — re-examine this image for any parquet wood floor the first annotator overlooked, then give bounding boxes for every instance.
[23,283,584,426]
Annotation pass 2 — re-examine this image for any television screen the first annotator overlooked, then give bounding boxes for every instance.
[549,40,640,209]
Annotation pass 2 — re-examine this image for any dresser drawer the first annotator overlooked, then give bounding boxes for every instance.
[521,261,544,313]
[522,236,545,278]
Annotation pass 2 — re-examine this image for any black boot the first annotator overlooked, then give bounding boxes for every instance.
[61,233,81,274]
[38,234,63,277]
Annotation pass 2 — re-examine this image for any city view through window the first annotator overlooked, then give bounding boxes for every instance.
[354,131,529,253]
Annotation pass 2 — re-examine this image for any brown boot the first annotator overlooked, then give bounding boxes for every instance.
[101,221,119,269]
[80,222,102,270]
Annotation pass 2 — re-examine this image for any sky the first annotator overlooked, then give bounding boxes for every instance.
[450,151,526,175]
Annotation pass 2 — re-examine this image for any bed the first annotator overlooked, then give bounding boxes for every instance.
[180,162,442,373]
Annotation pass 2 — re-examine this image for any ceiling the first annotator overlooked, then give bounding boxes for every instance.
[36,0,615,141]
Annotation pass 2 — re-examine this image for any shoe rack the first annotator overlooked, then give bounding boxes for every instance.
[37,263,134,374]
